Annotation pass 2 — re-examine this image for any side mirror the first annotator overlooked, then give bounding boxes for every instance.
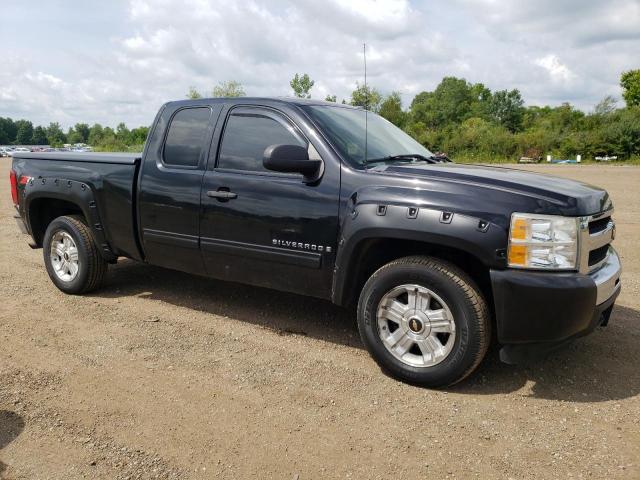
[263,144,323,183]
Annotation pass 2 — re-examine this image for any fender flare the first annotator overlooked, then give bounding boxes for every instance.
[331,203,508,305]
[23,177,116,261]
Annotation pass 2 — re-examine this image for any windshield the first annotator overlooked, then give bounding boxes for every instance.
[300,105,433,167]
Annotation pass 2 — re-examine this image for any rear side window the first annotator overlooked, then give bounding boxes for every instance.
[163,107,211,167]
[217,110,306,172]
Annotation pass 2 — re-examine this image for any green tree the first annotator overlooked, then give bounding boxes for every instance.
[15,120,34,145]
[130,126,150,145]
[116,123,131,144]
[0,117,17,143]
[324,94,337,102]
[442,117,517,160]
[31,126,48,145]
[212,80,245,97]
[593,95,618,116]
[46,122,66,146]
[290,73,314,98]
[409,77,479,128]
[550,103,585,132]
[620,69,640,107]
[102,126,115,138]
[88,124,104,145]
[187,86,202,99]
[67,126,83,144]
[488,89,525,132]
[93,126,127,152]
[0,125,9,145]
[73,123,90,143]
[469,83,492,119]
[378,92,406,127]
[350,82,382,112]
[601,107,640,158]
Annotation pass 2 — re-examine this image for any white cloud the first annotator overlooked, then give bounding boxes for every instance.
[339,0,410,23]
[534,55,575,84]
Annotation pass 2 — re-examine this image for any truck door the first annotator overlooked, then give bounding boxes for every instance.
[138,104,221,274]
[199,105,339,299]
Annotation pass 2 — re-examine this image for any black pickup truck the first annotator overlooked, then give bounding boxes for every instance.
[10,97,621,386]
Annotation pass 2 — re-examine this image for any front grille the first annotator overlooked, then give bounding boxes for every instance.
[580,211,614,273]
[589,216,611,235]
[588,244,609,267]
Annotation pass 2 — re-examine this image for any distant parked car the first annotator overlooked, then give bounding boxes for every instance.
[9,147,29,157]
[16,147,29,151]
[9,147,30,157]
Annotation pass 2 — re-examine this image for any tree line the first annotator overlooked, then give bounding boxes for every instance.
[0,118,149,152]
[2,70,639,161]
[190,71,640,161]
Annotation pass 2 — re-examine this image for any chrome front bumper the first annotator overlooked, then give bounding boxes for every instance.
[591,246,622,305]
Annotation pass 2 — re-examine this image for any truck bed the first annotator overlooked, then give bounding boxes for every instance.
[12,151,142,261]
[13,151,141,164]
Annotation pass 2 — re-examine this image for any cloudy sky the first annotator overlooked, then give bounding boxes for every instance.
[1,0,639,128]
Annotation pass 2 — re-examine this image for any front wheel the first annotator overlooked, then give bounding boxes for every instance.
[43,215,107,294]
[357,256,491,387]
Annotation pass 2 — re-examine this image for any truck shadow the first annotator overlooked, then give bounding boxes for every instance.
[96,260,639,402]
[96,259,362,349]
[0,410,25,477]
[451,304,640,402]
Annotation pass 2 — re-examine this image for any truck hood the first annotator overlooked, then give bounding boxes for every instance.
[374,162,611,216]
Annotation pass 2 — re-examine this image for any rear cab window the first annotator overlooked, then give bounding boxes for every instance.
[163,107,212,168]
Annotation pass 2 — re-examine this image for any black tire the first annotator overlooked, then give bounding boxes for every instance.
[357,255,491,387]
[43,215,107,294]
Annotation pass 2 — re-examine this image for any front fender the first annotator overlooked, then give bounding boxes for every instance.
[331,201,508,305]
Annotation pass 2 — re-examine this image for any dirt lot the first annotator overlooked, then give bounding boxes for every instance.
[0,159,638,480]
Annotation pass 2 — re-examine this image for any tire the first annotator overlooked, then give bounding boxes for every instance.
[43,215,107,294]
[357,255,490,387]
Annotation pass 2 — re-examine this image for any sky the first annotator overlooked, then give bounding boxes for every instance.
[1,0,639,128]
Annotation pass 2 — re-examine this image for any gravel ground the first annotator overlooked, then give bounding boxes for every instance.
[0,159,638,479]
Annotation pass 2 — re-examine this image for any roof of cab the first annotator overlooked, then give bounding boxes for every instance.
[164,96,360,110]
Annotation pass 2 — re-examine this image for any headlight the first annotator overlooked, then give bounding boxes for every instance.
[508,213,579,270]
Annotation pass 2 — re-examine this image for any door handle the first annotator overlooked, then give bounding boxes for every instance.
[207,190,237,200]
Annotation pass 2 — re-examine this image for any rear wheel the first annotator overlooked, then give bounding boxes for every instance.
[43,215,107,294]
[357,256,490,387]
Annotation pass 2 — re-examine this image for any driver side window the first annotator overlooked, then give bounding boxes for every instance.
[217,108,307,173]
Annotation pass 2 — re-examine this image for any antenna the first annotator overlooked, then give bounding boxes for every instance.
[363,42,368,169]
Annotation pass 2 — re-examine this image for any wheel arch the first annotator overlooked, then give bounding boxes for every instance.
[24,180,116,261]
[28,196,85,246]
[332,232,494,310]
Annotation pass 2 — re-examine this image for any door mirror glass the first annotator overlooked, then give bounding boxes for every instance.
[263,144,322,183]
